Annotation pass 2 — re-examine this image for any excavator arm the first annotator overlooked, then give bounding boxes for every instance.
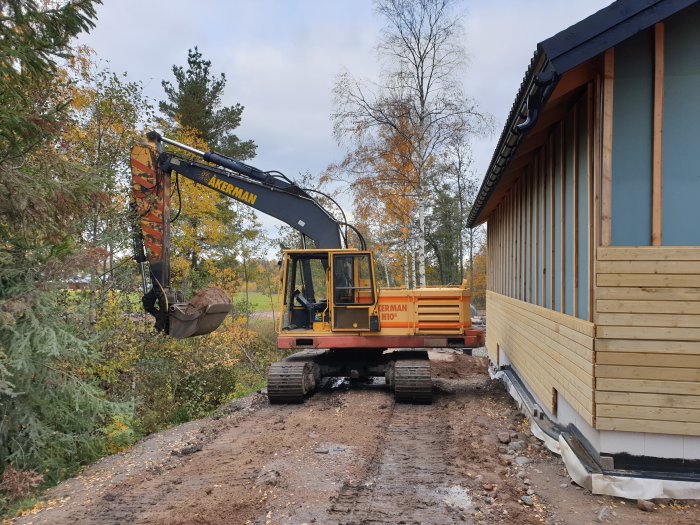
[130,132,349,338]
[152,133,345,250]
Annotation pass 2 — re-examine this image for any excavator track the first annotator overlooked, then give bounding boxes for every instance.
[267,361,317,404]
[394,358,432,404]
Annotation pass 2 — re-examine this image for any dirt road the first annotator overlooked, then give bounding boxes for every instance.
[12,351,699,525]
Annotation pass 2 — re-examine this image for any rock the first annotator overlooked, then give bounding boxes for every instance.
[484,497,494,505]
[497,432,511,444]
[526,488,534,496]
[595,506,610,522]
[515,456,530,466]
[637,499,656,512]
[314,448,330,454]
[172,443,203,456]
[498,446,508,454]
[255,469,280,487]
[521,495,534,506]
[482,483,495,491]
[498,454,512,465]
[379,404,388,409]
[515,470,526,479]
[509,440,526,451]
[523,478,531,485]
[560,483,568,488]
[510,432,519,440]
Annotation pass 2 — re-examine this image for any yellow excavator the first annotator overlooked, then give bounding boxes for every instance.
[130,132,483,403]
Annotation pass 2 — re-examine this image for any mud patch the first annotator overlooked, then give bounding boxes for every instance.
[328,404,472,524]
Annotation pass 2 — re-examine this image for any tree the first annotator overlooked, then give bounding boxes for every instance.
[160,47,256,159]
[0,0,98,165]
[0,1,100,237]
[467,246,487,309]
[63,50,154,325]
[160,49,261,291]
[156,126,263,300]
[441,130,486,294]
[325,116,421,287]
[0,0,128,482]
[332,0,491,287]
[425,186,461,284]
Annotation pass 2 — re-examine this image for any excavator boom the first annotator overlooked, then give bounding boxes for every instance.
[130,132,348,338]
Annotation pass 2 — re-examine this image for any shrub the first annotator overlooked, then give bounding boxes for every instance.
[0,466,43,500]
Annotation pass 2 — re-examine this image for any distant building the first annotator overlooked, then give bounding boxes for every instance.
[468,0,700,498]
[65,275,91,290]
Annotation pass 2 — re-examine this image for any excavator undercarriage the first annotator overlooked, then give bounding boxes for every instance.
[267,349,434,404]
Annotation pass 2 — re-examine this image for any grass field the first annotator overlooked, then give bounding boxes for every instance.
[233,291,275,313]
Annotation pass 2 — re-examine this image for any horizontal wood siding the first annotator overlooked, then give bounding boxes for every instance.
[487,290,595,425]
[595,246,700,436]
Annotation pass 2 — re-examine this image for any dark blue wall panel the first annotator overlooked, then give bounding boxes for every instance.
[663,3,700,246]
[538,158,545,307]
[544,152,551,310]
[577,102,589,320]
[564,116,575,316]
[553,129,562,312]
[611,29,653,246]
[524,173,529,302]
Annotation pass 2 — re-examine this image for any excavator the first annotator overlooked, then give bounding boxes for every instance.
[130,132,484,404]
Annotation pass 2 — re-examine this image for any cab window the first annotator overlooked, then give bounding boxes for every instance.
[333,254,374,305]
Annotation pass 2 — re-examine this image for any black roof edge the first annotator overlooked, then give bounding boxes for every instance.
[467,0,699,228]
[465,50,554,228]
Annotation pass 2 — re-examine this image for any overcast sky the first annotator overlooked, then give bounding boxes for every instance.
[79,0,611,238]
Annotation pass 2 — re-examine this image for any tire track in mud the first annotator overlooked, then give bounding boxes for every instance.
[328,402,472,524]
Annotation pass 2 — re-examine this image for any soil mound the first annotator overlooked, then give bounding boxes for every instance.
[431,353,487,379]
[184,287,231,315]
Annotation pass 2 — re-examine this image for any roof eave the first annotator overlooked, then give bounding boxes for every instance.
[466,0,700,229]
[466,51,558,227]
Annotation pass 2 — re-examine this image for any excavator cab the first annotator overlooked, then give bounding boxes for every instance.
[330,252,377,331]
[280,250,379,333]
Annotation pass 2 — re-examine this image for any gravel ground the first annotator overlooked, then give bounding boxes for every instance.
[11,350,699,525]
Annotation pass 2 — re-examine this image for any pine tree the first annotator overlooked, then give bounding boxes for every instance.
[160,47,256,159]
[159,49,260,280]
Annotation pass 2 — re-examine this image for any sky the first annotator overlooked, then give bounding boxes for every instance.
[79,0,612,240]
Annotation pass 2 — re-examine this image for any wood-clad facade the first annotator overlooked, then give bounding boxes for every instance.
[472,0,700,459]
[595,247,700,437]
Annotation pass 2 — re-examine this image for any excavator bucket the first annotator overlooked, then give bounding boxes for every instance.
[168,303,232,339]
[167,287,233,340]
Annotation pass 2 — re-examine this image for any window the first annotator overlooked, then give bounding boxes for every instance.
[333,254,374,306]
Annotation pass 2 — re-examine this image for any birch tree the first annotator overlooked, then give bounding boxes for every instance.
[332,0,489,287]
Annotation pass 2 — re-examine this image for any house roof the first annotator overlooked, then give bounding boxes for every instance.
[466,0,699,228]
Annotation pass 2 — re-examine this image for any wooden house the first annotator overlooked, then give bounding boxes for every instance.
[467,0,700,494]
